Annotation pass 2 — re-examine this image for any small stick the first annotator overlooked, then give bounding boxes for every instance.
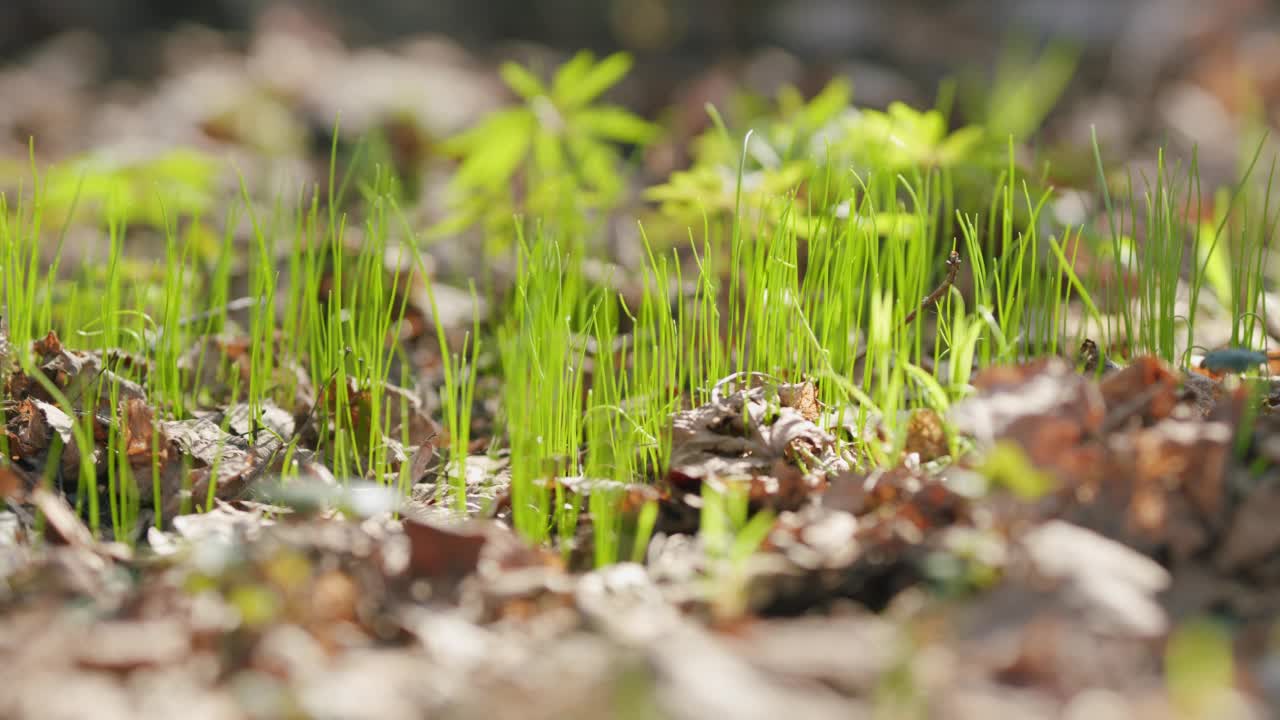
[854,250,962,364]
[901,250,962,328]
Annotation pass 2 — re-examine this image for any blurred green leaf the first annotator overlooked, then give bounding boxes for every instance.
[1196,188,1234,305]
[573,106,659,144]
[229,585,280,627]
[979,39,1079,142]
[558,52,633,109]
[979,441,1056,499]
[533,130,566,178]
[1166,618,1235,719]
[41,147,221,227]
[450,111,534,190]
[797,78,852,131]
[730,509,775,564]
[435,49,652,242]
[426,199,487,240]
[500,61,547,101]
[550,50,596,101]
[936,126,986,166]
[441,107,531,156]
[569,135,623,201]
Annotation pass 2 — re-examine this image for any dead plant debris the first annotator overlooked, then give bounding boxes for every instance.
[3,332,1280,717]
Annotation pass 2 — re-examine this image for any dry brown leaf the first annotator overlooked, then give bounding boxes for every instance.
[904,408,948,463]
[0,464,25,501]
[170,501,273,543]
[122,397,159,460]
[309,569,360,625]
[1215,481,1280,573]
[1180,370,1224,418]
[159,417,260,516]
[73,619,190,672]
[1098,356,1180,426]
[6,400,54,460]
[8,331,146,412]
[951,358,1105,449]
[1019,520,1170,638]
[777,381,822,423]
[401,516,488,582]
[29,486,96,548]
[666,378,846,512]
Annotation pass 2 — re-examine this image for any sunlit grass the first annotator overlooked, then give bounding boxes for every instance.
[1,53,1278,568]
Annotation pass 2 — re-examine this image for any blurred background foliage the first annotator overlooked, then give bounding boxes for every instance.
[0,0,1248,93]
[3,0,1277,270]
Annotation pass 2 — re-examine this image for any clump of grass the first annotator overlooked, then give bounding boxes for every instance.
[498,227,590,543]
[630,228,682,469]
[0,138,428,539]
[699,480,776,619]
[425,273,481,514]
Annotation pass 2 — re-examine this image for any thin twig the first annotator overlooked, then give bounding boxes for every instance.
[901,250,962,327]
[853,250,962,365]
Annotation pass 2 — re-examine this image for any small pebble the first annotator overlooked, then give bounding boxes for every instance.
[1200,348,1268,374]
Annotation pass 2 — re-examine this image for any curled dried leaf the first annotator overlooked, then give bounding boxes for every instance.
[1098,356,1179,427]
[401,516,488,582]
[667,377,846,512]
[904,408,948,463]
